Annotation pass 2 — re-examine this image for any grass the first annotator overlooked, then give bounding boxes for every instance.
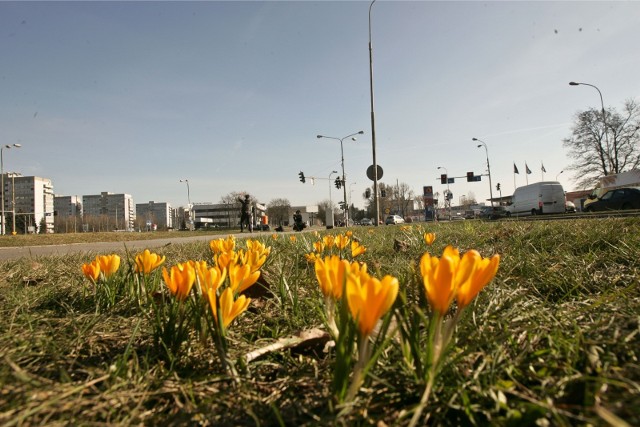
[0,229,228,248]
[1,219,639,426]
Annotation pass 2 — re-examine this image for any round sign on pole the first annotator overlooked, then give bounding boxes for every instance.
[366,165,383,181]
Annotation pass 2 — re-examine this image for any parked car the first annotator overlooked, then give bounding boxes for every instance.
[479,206,507,220]
[384,215,405,225]
[360,218,372,226]
[565,200,576,213]
[583,187,640,212]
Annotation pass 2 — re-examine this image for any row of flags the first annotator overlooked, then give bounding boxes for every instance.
[513,162,546,175]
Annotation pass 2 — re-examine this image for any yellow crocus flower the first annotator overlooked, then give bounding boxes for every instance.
[206,287,251,329]
[335,234,350,250]
[456,251,500,309]
[346,271,399,337]
[241,247,269,273]
[290,236,297,243]
[162,261,196,300]
[351,241,367,258]
[313,241,325,253]
[134,249,166,275]
[209,236,236,255]
[228,261,260,294]
[420,246,482,315]
[214,251,240,270]
[314,255,348,300]
[424,232,436,246]
[81,261,100,283]
[323,235,335,249]
[194,260,227,295]
[305,252,318,263]
[96,254,121,278]
[345,231,353,238]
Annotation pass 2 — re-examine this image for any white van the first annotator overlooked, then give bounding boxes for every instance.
[506,181,565,216]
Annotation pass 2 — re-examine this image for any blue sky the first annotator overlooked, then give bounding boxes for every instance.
[2,1,639,210]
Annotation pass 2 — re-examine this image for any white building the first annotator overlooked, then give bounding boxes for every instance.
[1,174,54,234]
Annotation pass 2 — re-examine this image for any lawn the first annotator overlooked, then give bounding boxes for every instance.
[0,219,638,426]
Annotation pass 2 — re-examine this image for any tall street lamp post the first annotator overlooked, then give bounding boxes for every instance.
[317,130,364,226]
[1,143,22,235]
[369,0,380,226]
[556,170,564,181]
[472,138,494,207]
[9,172,18,235]
[569,81,612,173]
[180,179,192,230]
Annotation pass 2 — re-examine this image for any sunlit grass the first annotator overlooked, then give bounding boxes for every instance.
[1,219,638,426]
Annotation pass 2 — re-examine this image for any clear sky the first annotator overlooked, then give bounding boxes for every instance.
[2,1,639,210]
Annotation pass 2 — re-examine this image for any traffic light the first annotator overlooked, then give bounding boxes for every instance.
[299,171,305,183]
[334,177,342,189]
[496,183,501,191]
[467,172,474,182]
[440,174,447,184]
[381,189,386,197]
[365,188,371,198]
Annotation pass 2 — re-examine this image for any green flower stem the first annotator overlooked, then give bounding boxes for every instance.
[345,335,371,403]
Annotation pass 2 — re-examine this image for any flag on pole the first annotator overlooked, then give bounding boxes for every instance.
[526,163,532,174]
[513,163,519,174]
[541,163,546,173]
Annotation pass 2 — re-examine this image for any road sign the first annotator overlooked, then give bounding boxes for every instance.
[366,164,384,181]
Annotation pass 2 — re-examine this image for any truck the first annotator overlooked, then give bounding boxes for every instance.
[505,181,566,217]
[583,169,640,209]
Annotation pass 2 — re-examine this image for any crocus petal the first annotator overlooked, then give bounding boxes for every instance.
[457,254,500,309]
[219,287,251,328]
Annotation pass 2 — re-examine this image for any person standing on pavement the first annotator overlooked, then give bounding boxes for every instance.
[238,194,253,232]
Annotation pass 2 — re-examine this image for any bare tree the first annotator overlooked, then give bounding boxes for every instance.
[563,99,640,188]
[266,198,291,226]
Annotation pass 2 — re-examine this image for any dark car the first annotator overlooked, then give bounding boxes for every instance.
[584,187,640,212]
[479,206,507,220]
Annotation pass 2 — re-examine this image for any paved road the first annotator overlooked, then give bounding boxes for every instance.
[0,231,271,261]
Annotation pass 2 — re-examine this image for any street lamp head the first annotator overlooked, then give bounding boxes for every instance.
[316,135,323,139]
[332,170,338,174]
[569,81,580,86]
[477,144,482,148]
[13,144,21,148]
[357,130,364,135]
[350,137,357,141]
[472,137,479,141]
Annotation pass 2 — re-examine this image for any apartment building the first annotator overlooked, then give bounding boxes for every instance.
[135,201,174,230]
[53,195,83,233]
[83,192,135,231]
[1,173,54,234]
